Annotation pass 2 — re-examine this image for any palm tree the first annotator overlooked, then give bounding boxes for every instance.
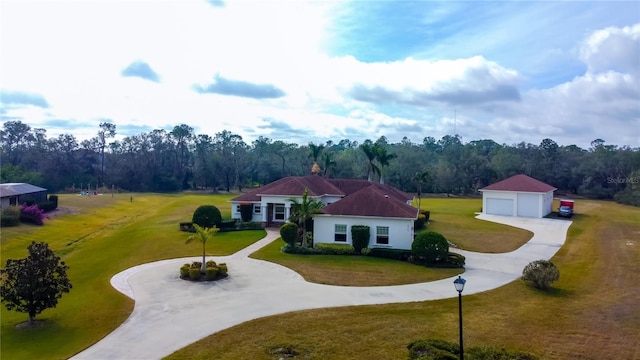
[288,188,324,248]
[322,152,336,177]
[413,170,432,210]
[308,142,325,163]
[376,146,397,184]
[185,224,219,273]
[360,141,380,181]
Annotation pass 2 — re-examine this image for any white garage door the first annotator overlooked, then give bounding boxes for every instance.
[517,193,539,218]
[486,198,514,216]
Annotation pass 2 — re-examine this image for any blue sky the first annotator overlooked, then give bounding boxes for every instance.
[1,0,639,148]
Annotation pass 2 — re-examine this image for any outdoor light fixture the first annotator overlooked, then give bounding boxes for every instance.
[453,276,466,360]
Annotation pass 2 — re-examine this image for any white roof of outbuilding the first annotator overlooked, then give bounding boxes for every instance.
[0,183,47,198]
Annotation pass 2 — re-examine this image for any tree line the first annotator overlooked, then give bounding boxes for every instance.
[1,120,638,205]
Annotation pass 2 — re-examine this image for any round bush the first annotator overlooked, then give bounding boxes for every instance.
[412,231,449,262]
[188,268,201,280]
[217,263,228,277]
[192,205,222,229]
[205,266,219,280]
[280,222,298,246]
[180,264,190,277]
[522,259,559,290]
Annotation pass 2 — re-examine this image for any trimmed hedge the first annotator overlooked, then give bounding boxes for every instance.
[239,204,253,222]
[315,243,355,255]
[368,248,413,261]
[351,225,370,255]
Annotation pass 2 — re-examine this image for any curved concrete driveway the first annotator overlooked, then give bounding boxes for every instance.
[72,215,571,360]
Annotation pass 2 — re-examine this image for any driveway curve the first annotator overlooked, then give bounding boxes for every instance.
[71,215,571,360]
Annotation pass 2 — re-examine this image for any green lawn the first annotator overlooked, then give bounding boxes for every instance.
[0,192,265,360]
[251,239,462,286]
[3,195,638,360]
[417,198,533,252]
[168,199,640,360]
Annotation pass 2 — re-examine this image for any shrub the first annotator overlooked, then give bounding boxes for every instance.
[219,219,237,231]
[351,225,370,254]
[48,194,59,209]
[407,339,459,360]
[205,266,219,280]
[280,223,298,246]
[37,200,57,212]
[192,205,222,229]
[217,263,228,277]
[239,204,253,222]
[445,252,466,268]
[179,222,194,232]
[236,221,263,230]
[315,243,355,255]
[422,210,430,222]
[368,248,412,261]
[412,231,449,262]
[180,264,190,277]
[20,203,47,225]
[188,268,201,280]
[414,213,427,230]
[281,244,325,255]
[0,206,21,227]
[522,259,560,290]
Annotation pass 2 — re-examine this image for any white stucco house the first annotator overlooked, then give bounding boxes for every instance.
[230,174,418,250]
[479,174,556,218]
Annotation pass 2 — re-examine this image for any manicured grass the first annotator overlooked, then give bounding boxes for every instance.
[249,198,528,286]
[418,198,533,252]
[1,193,265,360]
[167,200,640,360]
[251,239,461,286]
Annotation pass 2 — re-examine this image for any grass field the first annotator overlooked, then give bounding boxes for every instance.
[168,199,640,360]
[0,192,265,360]
[2,195,639,359]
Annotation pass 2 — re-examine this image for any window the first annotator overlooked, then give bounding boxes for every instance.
[376,226,389,245]
[274,204,285,221]
[334,224,347,242]
[253,204,261,214]
[235,205,240,213]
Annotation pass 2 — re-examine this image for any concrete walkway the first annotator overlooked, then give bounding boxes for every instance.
[71,215,572,360]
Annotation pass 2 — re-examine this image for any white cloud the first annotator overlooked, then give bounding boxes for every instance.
[580,24,640,74]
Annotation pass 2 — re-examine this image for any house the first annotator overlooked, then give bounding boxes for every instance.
[230,174,418,250]
[0,183,48,210]
[479,174,556,218]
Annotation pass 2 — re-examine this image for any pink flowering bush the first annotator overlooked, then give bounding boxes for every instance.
[20,204,48,226]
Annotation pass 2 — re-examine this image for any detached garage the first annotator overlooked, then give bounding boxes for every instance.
[480,174,556,218]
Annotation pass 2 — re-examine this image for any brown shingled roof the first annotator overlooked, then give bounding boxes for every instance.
[321,184,418,218]
[480,174,556,193]
[230,175,344,202]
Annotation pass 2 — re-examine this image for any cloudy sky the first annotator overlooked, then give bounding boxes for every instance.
[1,0,639,148]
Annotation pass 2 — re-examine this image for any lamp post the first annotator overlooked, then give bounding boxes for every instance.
[453,275,466,360]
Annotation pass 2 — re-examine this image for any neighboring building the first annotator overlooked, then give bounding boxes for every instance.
[230,174,418,250]
[0,183,48,210]
[479,174,556,218]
